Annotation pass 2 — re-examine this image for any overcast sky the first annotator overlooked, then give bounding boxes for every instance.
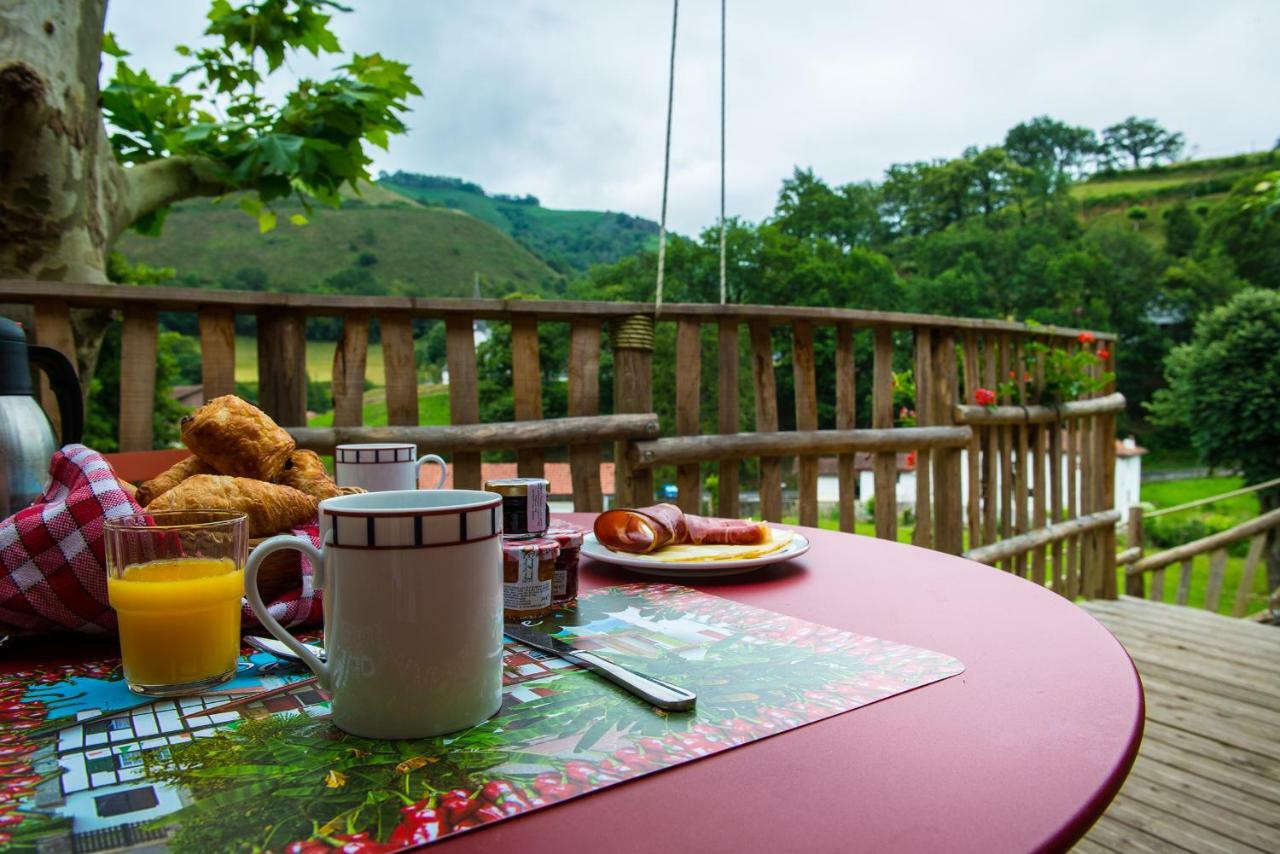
[104,0,1279,235]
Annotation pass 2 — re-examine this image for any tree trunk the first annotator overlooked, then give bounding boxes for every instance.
[0,0,226,393]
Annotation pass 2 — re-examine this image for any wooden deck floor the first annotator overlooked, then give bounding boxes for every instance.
[1074,595,1280,854]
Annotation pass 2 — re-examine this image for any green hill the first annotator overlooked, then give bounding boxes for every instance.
[378,172,658,273]
[117,193,561,298]
[1071,150,1278,212]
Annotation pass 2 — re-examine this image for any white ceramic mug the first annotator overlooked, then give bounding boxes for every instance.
[334,443,448,492]
[245,489,505,739]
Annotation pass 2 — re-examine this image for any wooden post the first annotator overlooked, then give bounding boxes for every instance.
[33,300,77,440]
[119,306,157,451]
[613,315,655,507]
[750,320,782,522]
[931,331,962,555]
[1099,344,1118,599]
[445,316,482,489]
[1013,337,1029,577]
[1049,421,1065,594]
[1125,504,1145,597]
[835,323,856,533]
[197,306,236,401]
[961,332,981,550]
[717,321,740,517]
[257,309,307,427]
[380,314,418,426]
[792,320,819,527]
[1066,414,1081,598]
[982,336,998,547]
[511,317,544,478]
[331,311,369,428]
[675,319,703,513]
[568,320,603,511]
[912,328,933,549]
[872,327,897,541]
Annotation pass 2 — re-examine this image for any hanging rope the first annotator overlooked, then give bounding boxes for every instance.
[718,0,728,304]
[654,0,679,311]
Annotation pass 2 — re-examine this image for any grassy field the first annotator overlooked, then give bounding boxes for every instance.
[306,386,451,427]
[1070,174,1200,199]
[234,336,388,385]
[1127,476,1268,616]
[118,197,558,297]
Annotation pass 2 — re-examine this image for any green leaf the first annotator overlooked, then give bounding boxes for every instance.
[257,208,278,233]
[102,31,129,58]
[289,213,308,226]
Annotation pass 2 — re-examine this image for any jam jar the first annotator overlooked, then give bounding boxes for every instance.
[501,536,559,620]
[485,477,550,540]
[546,519,585,605]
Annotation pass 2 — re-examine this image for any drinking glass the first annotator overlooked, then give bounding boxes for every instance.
[104,510,248,696]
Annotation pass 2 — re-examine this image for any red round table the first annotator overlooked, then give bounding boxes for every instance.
[2,519,1142,853]
[452,517,1144,854]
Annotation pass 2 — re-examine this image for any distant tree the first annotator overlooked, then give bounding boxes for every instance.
[1127,205,1149,231]
[1149,288,1280,589]
[1004,115,1098,192]
[1162,203,1200,256]
[1101,117,1185,168]
[1201,174,1280,289]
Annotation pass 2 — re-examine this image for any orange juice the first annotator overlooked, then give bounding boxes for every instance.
[107,557,244,688]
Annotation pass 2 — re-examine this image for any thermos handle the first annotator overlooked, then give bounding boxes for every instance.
[27,345,83,445]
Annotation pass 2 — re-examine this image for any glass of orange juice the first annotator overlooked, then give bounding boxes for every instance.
[104,510,248,696]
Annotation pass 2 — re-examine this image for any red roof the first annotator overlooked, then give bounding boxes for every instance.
[435,462,616,496]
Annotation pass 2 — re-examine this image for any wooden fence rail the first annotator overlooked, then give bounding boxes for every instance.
[2,280,1121,597]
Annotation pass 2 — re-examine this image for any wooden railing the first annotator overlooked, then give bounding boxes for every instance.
[1120,477,1280,616]
[2,280,1120,596]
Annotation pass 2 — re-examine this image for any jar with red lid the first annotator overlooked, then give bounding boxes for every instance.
[546,519,584,605]
[502,537,559,620]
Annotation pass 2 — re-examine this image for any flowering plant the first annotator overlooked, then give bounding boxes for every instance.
[991,329,1114,405]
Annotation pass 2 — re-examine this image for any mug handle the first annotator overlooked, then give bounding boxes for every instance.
[416,453,448,489]
[245,535,331,689]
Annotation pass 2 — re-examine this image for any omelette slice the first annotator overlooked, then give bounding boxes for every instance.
[623,527,795,563]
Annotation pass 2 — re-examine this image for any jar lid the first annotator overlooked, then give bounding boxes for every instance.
[486,477,550,498]
[546,519,584,549]
[502,536,559,560]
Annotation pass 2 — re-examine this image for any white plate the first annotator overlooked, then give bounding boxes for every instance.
[580,530,811,579]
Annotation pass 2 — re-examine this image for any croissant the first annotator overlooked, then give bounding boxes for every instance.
[274,450,342,502]
[145,475,317,538]
[180,395,295,482]
[135,455,217,506]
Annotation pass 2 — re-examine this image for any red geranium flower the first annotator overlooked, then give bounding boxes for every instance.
[1096,348,1110,361]
[1077,331,1096,344]
[974,387,996,406]
[905,451,917,468]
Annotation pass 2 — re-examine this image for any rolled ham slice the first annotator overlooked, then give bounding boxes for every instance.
[594,503,769,554]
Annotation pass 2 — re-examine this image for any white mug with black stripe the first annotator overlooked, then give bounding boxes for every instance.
[245,489,504,739]
[334,443,448,492]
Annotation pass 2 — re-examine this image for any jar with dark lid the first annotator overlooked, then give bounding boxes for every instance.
[485,477,549,539]
[502,537,558,620]
[546,519,584,605]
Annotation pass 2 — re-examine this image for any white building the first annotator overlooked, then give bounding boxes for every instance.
[821,438,1146,523]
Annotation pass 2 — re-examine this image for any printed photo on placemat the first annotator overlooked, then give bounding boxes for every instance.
[0,584,963,852]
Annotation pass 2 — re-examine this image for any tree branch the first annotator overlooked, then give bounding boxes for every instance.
[114,156,231,240]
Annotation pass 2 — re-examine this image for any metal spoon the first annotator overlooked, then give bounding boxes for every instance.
[244,635,327,663]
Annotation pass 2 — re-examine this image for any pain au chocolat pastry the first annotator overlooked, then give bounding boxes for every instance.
[145,474,316,538]
[180,395,295,481]
[135,454,217,506]
[273,449,343,501]
[593,503,769,554]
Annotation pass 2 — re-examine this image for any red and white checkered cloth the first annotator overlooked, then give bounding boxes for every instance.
[0,445,323,636]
